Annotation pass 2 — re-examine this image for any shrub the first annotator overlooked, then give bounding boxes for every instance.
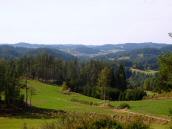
[62,82,70,91]
[117,103,130,109]
[169,108,172,116]
[124,89,146,101]
[86,119,123,129]
[126,121,150,129]
[25,113,150,129]
[39,114,123,129]
[107,88,121,100]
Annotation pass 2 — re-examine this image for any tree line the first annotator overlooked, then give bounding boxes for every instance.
[2,52,172,108]
[144,53,172,92]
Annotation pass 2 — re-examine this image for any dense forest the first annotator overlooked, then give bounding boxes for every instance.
[0,50,172,109]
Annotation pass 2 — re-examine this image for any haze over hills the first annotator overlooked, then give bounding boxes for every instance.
[0,42,172,65]
[0,42,170,57]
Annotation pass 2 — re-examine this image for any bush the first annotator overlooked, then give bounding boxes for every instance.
[126,121,150,129]
[70,98,98,106]
[169,108,172,116]
[117,103,130,109]
[86,119,123,129]
[43,113,123,129]
[39,114,123,129]
[25,113,150,129]
[124,89,146,101]
[107,88,120,100]
[62,82,70,91]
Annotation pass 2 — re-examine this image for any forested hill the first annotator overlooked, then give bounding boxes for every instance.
[0,45,75,60]
[94,46,172,70]
[1,42,170,58]
[1,43,172,69]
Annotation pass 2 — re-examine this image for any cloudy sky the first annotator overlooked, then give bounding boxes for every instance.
[0,0,172,44]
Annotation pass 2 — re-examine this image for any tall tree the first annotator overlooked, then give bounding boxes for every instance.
[116,65,127,90]
[159,53,172,91]
[97,67,113,101]
[0,60,6,101]
[4,61,23,107]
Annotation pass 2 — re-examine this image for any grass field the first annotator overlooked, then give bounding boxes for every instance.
[130,68,158,75]
[0,80,172,129]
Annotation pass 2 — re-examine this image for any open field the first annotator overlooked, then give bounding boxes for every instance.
[0,80,172,129]
[130,68,158,75]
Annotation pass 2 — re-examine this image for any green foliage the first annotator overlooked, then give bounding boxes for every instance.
[128,71,155,88]
[106,88,120,100]
[117,103,130,109]
[143,78,161,92]
[126,121,150,129]
[116,65,127,90]
[159,53,172,91]
[124,89,147,101]
[62,82,70,91]
[31,113,150,129]
[0,60,24,107]
[24,113,150,129]
[97,67,113,100]
[169,108,172,116]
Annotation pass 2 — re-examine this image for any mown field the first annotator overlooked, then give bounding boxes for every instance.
[0,80,172,129]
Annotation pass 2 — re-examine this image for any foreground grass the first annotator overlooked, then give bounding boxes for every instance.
[0,80,172,129]
[0,117,53,129]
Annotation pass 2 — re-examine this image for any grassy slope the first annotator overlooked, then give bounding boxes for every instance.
[29,80,111,114]
[131,68,158,75]
[0,80,172,129]
[29,80,172,116]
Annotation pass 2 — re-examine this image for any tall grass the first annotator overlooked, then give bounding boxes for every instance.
[23,113,150,129]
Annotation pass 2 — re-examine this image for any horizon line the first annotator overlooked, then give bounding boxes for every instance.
[0,42,171,46]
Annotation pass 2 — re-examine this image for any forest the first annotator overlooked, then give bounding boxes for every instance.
[0,44,172,129]
[0,51,172,108]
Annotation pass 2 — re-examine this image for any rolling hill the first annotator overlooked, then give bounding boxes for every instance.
[0,45,75,60]
[2,42,170,58]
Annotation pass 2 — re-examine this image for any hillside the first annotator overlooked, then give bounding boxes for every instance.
[0,45,75,60]
[94,46,172,70]
[27,80,172,117]
[1,80,171,129]
[2,42,170,58]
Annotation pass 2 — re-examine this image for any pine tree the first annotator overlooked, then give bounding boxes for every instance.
[116,65,127,91]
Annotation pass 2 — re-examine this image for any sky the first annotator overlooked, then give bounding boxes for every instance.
[0,0,172,45]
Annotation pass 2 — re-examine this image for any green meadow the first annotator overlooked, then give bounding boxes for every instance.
[0,80,172,129]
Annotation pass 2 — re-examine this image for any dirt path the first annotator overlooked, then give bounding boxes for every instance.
[113,109,171,124]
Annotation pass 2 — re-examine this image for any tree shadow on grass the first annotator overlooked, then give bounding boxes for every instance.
[0,106,67,119]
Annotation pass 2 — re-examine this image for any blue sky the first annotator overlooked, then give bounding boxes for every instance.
[0,0,172,45]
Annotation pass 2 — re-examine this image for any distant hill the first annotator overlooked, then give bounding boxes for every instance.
[0,45,31,59]
[7,42,170,58]
[0,45,75,60]
[1,42,172,68]
[25,48,76,60]
[94,45,172,70]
